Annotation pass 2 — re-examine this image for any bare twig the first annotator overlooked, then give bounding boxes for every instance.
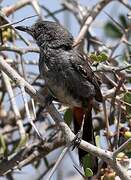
[20,85,43,140]
[2,72,26,138]
[74,0,113,45]
[47,146,70,180]
[114,101,121,149]
[2,0,33,16]
[0,45,39,54]
[102,100,111,146]
[0,138,64,175]
[119,0,131,10]
[0,15,38,29]
[0,10,30,45]
[113,138,131,159]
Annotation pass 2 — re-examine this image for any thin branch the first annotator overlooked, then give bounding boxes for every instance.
[0,10,30,45]
[2,72,26,138]
[2,0,33,16]
[44,7,66,18]
[0,138,64,175]
[114,101,121,149]
[0,15,38,29]
[47,146,70,180]
[31,0,42,18]
[40,5,60,23]
[74,0,113,45]
[37,163,55,180]
[20,85,44,140]
[0,45,39,54]
[113,138,131,159]
[102,99,111,146]
[118,0,131,10]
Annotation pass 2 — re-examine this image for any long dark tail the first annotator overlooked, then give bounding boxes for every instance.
[73,107,98,174]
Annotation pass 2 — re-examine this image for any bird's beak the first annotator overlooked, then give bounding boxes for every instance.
[15,26,33,34]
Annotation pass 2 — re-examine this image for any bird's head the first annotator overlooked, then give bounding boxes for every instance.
[16,21,74,49]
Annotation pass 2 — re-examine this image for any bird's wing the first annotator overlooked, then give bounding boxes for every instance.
[69,51,103,102]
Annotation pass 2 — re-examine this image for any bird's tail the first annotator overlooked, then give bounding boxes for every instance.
[73,107,98,174]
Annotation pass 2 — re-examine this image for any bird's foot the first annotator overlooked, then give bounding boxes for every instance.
[43,95,54,109]
[72,117,85,150]
[72,130,82,150]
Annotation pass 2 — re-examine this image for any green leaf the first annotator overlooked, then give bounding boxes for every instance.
[95,135,100,147]
[82,154,92,172]
[14,134,29,152]
[104,22,122,38]
[90,54,98,62]
[44,157,49,167]
[85,168,93,177]
[125,152,131,158]
[97,53,108,62]
[123,92,131,115]
[124,131,131,139]
[90,53,108,63]
[119,14,128,29]
[64,109,72,126]
[0,134,7,157]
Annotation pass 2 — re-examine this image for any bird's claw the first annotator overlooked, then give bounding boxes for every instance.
[72,131,82,150]
[43,95,54,109]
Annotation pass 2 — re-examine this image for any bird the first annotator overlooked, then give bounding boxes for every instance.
[16,21,103,174]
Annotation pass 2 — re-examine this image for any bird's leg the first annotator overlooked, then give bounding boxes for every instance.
[43,95,54,109]
[35,95,53,130]
[40,86,58,109]
[36,95,54,118]
[72,115,85,150]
